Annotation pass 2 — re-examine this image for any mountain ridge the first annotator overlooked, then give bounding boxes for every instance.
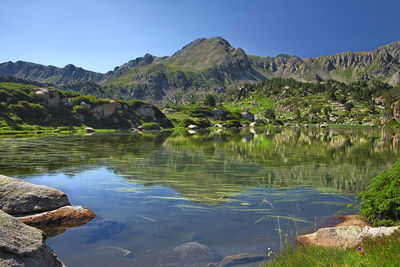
[1,37,399,105]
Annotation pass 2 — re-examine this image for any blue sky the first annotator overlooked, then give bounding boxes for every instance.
[1,0,399,73]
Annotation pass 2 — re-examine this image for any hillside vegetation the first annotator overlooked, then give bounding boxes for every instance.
[1,37,399,105]
[0,81,172,133]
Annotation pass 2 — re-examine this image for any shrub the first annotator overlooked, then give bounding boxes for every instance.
[188,106,215,118]
[264,108,276,119]
[357,158,400,226]
[203,94,216,106]
[139,122,160,131]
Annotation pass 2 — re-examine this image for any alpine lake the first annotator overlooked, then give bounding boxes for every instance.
[1,127,399,266]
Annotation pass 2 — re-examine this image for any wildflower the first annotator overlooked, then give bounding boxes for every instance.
[357,247,361,251]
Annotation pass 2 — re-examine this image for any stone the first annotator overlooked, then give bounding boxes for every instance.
[0,210,63,267]
[217,253,268,267]
[0,175,70,215]
[157,242,222,267]
[214,124,224,128]
[47,89,61,107]
[85,127,95,133]
[214,108,225,118]
[80,101,91,109]
[334,215,373,228]
[17,205,96,228]
[163,108,176,114]
[250,121,261,127]
[394,100,400,123]
[241,111,254,122]
[60,97,72,106]
[103,103,116,118]
[382,112,393,124]
[320,123,328,128]
[297,225,400,248]
[188,124,199,130]
[78,114,85,122]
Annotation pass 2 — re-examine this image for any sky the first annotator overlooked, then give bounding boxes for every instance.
[1,0,399,73]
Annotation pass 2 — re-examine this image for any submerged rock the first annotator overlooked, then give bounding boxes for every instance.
[334,214,373,228]
[216,253,268,267]
[156,242,222,267]
[0,210,63,267]
[17,205,96,228]
[0,175,70,215]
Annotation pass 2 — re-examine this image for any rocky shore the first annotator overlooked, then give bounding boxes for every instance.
[0,174,96,266]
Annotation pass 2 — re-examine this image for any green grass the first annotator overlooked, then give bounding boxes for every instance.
[264,232,400,267]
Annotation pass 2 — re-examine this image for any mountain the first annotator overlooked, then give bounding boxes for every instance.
[1,37,399,105]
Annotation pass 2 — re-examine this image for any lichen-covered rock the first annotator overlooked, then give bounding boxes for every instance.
[0,210,63,267]
[17,205,96,228]
[0,174,70,215]
[297,225,400,248]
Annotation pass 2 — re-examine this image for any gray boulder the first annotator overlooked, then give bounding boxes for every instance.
[0,210,63,267]
[157,242,222,267]
[215,253,268,267]
[0,175,70,215]
[241,111,254,122]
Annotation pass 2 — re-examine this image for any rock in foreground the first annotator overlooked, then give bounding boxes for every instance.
[0,210,63,267]
[297,225,400,248]
[17,205,96,228]
[0,175,70,215]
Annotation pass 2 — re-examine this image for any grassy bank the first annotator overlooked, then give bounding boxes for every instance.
[264,232,400,266]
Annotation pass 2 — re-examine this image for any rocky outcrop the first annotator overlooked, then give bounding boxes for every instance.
[334,214,373,227]
[17,205,96,228]
[0,174,96,229]
[0,210,63,267]
[297,225,400,248]
[0,174,70,215]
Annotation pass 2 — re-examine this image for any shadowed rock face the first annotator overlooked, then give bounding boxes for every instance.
[0,210,63,267]
[0,175,70,215]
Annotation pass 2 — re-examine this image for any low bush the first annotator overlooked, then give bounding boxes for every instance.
[357,158,400,226]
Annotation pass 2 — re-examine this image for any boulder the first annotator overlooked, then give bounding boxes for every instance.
[214,108,225,119]
[216,253,268,267]
[85,127,95,133]
[334,215,373,228]
[0,210,63,267]
[163,108,176,114]
[80,101,91,109]
[394,100,400,123]
[297,225,400,248]
[157,242,222,267]
[17,205,96,228]
[188,124,199,130]
[382,112,394,124]
[60,97,72,106]
[0,175,70,215]
[250,121,261,127]
[241,111,254,122]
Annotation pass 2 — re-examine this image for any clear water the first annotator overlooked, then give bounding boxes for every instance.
[0,127,399,266]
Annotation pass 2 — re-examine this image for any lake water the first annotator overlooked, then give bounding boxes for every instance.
[0,127,399,266]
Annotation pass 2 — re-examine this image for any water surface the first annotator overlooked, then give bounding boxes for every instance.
[0,127,398,266]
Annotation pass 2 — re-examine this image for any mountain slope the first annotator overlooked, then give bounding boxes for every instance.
[1,38,399,105]
[0,61,105,84]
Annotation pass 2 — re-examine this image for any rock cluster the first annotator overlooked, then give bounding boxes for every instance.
[0,174,96,266]
[0,210,63,267]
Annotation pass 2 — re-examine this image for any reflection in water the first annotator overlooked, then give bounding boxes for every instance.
[0,127,399,266]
